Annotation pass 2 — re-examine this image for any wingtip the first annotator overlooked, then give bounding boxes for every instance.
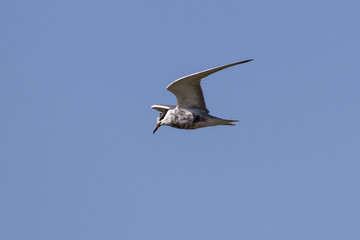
[232,59,253,66]
[243,59,254,63]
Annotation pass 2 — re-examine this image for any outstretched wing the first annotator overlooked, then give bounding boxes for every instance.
[151,104,175,112]
[166,59,253,112]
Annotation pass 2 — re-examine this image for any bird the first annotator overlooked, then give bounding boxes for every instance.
[151,59,253,134]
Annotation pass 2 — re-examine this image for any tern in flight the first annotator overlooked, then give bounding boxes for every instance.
[151,59,253,134]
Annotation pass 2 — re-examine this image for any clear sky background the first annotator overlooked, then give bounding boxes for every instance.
[1,0,359,239]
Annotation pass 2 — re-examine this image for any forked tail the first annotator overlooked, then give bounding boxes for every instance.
[219,118,239,126]
[209,116,239,126]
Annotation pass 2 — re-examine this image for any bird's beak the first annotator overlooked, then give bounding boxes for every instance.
[153,123,161,134]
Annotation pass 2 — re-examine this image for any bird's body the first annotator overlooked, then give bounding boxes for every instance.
[152,59,252,134]
[159,107,237,130]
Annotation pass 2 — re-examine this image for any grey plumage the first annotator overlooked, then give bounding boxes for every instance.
[152,59,253,134]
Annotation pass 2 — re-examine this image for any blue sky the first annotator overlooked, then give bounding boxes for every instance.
[1,0,359,239]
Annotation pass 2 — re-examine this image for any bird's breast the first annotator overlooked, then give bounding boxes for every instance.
[167,109,207,129]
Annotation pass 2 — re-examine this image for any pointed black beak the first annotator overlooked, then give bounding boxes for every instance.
[153,123,161,134]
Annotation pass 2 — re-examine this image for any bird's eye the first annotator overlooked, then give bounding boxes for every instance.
[158,110,168,120]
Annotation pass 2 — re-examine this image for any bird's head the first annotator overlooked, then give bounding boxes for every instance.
[153,110,168,134]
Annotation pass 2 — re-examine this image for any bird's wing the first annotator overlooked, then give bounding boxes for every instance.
[151,104,175,112]
[166,59,253,112]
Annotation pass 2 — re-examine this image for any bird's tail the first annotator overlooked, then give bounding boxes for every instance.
[209,116,239,126]
[218,118,239,126]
